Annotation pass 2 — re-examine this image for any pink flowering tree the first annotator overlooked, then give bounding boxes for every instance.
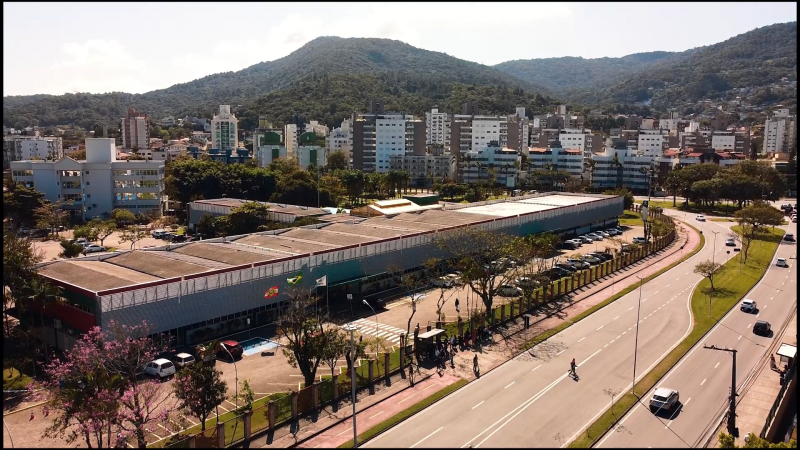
[172,361,227,431]
[39,320,176,448]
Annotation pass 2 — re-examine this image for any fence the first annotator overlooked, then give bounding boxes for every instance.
[760,355,797,439]
[163,346,408,448]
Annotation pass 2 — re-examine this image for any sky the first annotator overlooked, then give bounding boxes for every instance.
[3,2,796,97]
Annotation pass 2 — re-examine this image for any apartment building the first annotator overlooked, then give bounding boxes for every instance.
[425,108,450,147]
[254,128,286,167]
[637,129,673,157]
[710,128,750,153]
[284,124,299,158]
[388,154,454,186]
[461,142,521,186]
[764,109,796,153]
[304,120,329,137]
[326,119,352,163]
[297,132,326,168]
[10,138,165,221]
[591,143,654,193]
[120,108,150,151]
[3,134,63,169]
[352,100,425,173]
[528,145,583,178]
[210,105,238,151]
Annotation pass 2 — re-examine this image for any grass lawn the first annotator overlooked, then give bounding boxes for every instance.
[567,226,783,448]
[618,210,643,227]
[3,367,32,390]
[338,378,468,448]
[644,199,740,217]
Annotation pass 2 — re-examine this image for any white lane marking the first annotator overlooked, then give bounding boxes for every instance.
[684,272,689,275]
[369,411,385,420]
[738,335,742,340]
[700,378,707,386]
[628,327,632,331]
[423,384,437,391]
[411,426,443,448]
[578,337,586,343]
[622,331,627,335]
[747,323,751,329]
[770,296,774,301]
[472,401,484,409]
[531,365,542,372]
[654,291,659,295]
[613,316,619,321]
[685,398,692,405]
[604,344,608,348]
[666,284,670,287]
[629,307,634,311]
[337,426,353,436]
[714,362,720,369]
[764,305,768,309]
[597,326,604,331]
[610,340,615,344]
[398,393,417,404]
[505,382,515,389]
[556,349,566,356]
[617,335,621,340]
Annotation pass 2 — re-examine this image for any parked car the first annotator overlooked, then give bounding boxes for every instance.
[555,263,577,273]
[695,214,706,222]
[621,243,633,253]
[217,340,244,361]
[171,234,194,243]
[151,229,168,238]
[725,238,736,246]
[579,236,594,244]
[740,299,757,313]
[587,232,604,241]
[753,320,771,336]
[649,387,680,413]
[431,276,452,288]
[562,240,579,250]
[582,255,602,265]
[548,267,572,279]
[143,358,176,380]
[82,244,107,254]
[568,239,584,246]
[596,231,611,238]
[515,277,539,289]
[566,258,590,269]
[784,234,795,242]
[632,237,649,244]
[445,273,463,286]
[173,353,196,369]
[590,252,613,262]
[497,284,523,297]
[776,258,788,267]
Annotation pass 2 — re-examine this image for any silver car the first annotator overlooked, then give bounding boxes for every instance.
[596,231,611,238]
[579,235,594,244]
[587,232,604,241]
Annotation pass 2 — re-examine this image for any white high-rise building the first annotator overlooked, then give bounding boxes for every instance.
[471,116,501,151]
[10,138,165,221]
[326,119,352,163]
[637,129,671,157]
[211,105,238,151]
[3,135,63,169]
[764,109,796,153]
[284,124,299,158]
[425,108,450,146]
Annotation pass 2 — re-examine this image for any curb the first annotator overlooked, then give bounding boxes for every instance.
[3,400,49,417]
[273,372,435,448]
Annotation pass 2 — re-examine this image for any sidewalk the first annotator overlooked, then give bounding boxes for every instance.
[256,221,700,448]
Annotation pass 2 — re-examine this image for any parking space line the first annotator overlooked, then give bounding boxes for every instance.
[629,307,634,311]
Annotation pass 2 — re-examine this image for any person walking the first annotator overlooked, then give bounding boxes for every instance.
[455,298,460,314]
[570,358,577,376]
[473,353,479,375]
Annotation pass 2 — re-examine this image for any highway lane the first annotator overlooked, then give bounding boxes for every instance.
[365,219,737,448]
[597,222,796,448]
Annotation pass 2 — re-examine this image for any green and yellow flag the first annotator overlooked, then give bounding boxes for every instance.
[287,272,303,285]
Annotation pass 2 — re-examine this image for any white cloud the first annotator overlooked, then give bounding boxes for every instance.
[51,40,153,94]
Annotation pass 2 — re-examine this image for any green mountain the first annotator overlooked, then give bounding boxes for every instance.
[3,37,549,130]
[494,51,684,94]
[565,22,797,109]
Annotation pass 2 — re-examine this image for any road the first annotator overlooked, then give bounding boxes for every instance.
[363,218,738,448]
[596,220,796,448]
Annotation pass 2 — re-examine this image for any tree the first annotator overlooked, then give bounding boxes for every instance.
[602,187,634,210]
[118,226,148,250]
[327,151,348,170]
[276,287,337,388]
[196,214,217,238]
[3,183,47,229]
[734,202,785,262]
[719,431,796,448]
[3,229,44,337]
[694,260,726,291]
[34,201,68,237]
[59,238,85,258]
[73,224,100,243]
[111,209,137,227]
[217,201,270,236]
[87,218,117,247]
[320,330,350,379]
[172,361,227,431]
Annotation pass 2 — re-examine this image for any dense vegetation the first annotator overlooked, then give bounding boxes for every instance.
[564,22,797,109]
[494,51,684,94]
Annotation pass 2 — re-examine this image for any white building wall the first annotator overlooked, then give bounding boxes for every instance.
[375,116,408,173]
[711,134,736,151]
[471,117,501,150]
[425,108,449,146]
[211,105,238,151]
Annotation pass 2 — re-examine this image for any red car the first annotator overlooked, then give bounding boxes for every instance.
[217,340,243,361]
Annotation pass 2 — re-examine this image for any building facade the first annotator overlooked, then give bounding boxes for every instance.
[388,154,454,186]
[3,135,63,169]
[120,108,150,151]
[764,109,796,153]
[211,105,238,151]
[10,138,165,221]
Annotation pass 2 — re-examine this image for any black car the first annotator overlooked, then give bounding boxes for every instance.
[783,234,795,242]
[753,320,771,336]
[555,263,578,273]
[171,234,194,243]
[590,252,613,262]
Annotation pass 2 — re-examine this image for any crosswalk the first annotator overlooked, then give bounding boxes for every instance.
[348,318,406,344]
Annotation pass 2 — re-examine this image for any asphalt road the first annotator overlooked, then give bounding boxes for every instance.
[363,218,739,448]
[596,221,796,448]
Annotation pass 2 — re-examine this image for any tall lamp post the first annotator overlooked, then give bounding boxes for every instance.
[362,300,379,359]
[341,323,358,448]
[221,346,239,410]
[631,275,645,395]
[709,230,720,318]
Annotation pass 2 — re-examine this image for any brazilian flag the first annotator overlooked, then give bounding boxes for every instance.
[287,272,303,285]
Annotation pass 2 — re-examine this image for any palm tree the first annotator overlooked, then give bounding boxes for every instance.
[475,162,484,183]
[24,278,63,367]
[587,159,597,192]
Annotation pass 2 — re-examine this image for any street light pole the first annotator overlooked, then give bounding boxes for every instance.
[342,324,358,448]
[631,275,645,395]
[222,346,239,410]
[362,300,379,359]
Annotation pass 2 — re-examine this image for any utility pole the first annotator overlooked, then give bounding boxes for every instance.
[703,344,738,437]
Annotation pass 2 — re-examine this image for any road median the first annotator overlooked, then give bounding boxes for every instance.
[567,226,785,448]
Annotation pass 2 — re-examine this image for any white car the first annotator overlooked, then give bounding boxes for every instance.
[725,238,736,246]
[515,277,539,289]
[431,276,452,288]
[695,214,706,222]
[568,239,584,246]
[445,273,462,286]
[740,299,757,313]
[587,233,604,241]
[776,258,788,267]
[566,258,590,269]
[649,387,680,413]
[582,255,602,264]
[82,244,107,254]
[596,231,611,238]
[497,284,523,297]
[173,353,196,369]
[144,358,176,380]
[579,235,595,243]
[632,237,649,244]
